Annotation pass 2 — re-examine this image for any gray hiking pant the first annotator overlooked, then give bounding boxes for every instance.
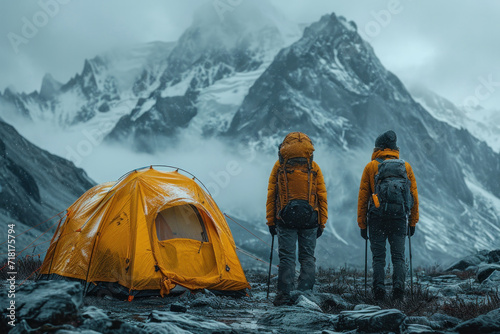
[277,226,317,295]
[368,217,407,292]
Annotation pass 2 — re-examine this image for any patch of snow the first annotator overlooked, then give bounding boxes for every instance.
[161,72,193,98]
[131,98,156,122]
[465,178,500,218]
[190,65,268,134]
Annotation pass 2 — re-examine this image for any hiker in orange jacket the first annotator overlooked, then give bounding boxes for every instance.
[357,130,419,301]
[266,132,328,306]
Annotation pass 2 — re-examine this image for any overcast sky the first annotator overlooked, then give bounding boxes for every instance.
[1,0,499,108]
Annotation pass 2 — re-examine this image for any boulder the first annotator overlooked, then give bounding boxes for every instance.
[428,313,462,329]
[10,322,79,334]
[439,284,462,296]
[454,308,500,333]
[445,251,489,271]
[81,319,147,334]
[406,314,460,331]
[403,323,435,334]
[477,264,500,283]
[405,316,433,327]
[295,295,323,312]
[290,291,353,312]
[81,306,109,320]
[188,292,239,309]
[481,270,500,290]
[141,323,192,334]
[147,310,232,333]
[337,307,406,332]
[487,270,500,282]
[7,320,33,334]
[1,281,83,328]
[354,304,380,311]
[170,304,188,313]
[258,307,338,331]
[487,249,500,263]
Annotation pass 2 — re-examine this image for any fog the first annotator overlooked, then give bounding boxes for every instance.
[1,0,500,108]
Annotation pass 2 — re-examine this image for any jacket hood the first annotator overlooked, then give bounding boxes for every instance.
[371,148,400,161]
[279,132,314,161]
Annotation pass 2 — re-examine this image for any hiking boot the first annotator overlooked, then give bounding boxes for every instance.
[273,292,292,306]
[373,288,386,301]
[392,288,404,301]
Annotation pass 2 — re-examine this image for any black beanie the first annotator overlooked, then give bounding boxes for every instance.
[375,130,398,150]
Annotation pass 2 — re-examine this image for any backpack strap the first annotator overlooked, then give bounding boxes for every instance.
[275,165,281,218]
[375,158,384,163]
[282,158,290,205]
[307,157,312,206]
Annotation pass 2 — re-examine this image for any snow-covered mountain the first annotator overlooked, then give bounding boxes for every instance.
[0,42,174,129]
[0,119,94,253]
[226,13,500,265]
[0,4,498,266]
[105,1,302,151]
[411,85,500,153]
[0,1,302,154]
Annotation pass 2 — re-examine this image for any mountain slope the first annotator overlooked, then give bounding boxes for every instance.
[0,118,94,254]
[411,85,500,153]
[226,13,500,264]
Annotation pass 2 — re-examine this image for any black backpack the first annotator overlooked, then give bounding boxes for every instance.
[370,158,413,218]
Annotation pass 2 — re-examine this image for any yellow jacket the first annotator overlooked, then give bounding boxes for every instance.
[266,160,328,228]
[357,149,419,229]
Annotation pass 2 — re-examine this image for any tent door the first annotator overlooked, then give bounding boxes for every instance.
[153,204,218,278]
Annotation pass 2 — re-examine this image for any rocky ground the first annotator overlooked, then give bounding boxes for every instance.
[1,250,500,333]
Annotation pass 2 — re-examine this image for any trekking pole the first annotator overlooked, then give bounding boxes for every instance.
[408,222,414,298]
[364,237,368,297]
[364,218,369,298]
[266,234,275,299]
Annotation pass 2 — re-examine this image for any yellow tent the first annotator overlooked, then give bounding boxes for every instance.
[40,167,250,296]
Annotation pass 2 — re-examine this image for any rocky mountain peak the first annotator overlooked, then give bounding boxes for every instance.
[39,73,62,100]
[302,13,357,39]
[162,0,301,85]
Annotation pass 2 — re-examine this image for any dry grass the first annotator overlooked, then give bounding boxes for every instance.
[317,266,440,316]
[441,292,500,320]
[317,266,361,295]
[316,265,500,320]
[245,269,270,284]
[415,265,476,280]
[0,254,43,281]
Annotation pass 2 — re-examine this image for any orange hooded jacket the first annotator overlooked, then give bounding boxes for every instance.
[266,160,328,229]
[357,148,419,229]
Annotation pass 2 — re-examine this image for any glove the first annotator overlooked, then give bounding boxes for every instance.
[316,226,324,238]
[268,225,277,236]
[360,228,368,240]
[409,226,415,236]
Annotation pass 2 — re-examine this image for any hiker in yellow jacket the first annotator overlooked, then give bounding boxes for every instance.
[266,132,328,306]
[357,130,419,301]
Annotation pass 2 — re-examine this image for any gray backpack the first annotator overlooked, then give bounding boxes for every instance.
[371,158,413,218]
